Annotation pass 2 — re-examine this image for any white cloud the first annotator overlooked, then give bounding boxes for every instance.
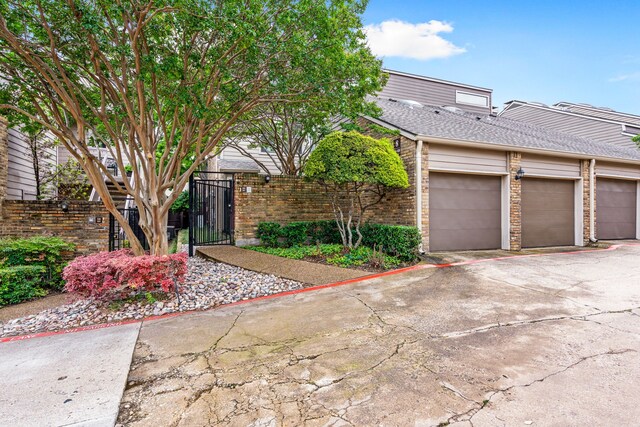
[364,20,466,60]
[609,72,640,82]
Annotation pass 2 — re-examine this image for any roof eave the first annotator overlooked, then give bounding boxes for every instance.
[360,115,418,140]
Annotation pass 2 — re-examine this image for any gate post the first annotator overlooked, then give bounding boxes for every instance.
[188,172,194,257]
[108,212,115,251]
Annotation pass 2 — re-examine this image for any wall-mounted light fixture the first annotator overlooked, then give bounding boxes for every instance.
[264,175,271,184]
[515,167,525,180]
[393,138,401,153]
[60,200,69,212]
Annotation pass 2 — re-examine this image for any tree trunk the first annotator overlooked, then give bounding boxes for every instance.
[149,206,169,256]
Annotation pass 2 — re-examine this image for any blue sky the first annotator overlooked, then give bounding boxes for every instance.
[361,1,640,114]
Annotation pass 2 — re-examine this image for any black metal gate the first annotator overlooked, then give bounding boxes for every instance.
[109,208,149,251]
[189,172,234,255]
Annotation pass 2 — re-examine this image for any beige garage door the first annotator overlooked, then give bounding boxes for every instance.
[522,178,574,247]
[429,173,502,251]
[596,178,637,240]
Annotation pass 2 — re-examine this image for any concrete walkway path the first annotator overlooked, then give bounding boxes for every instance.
[197,245,369,286]
[0,323,140,427]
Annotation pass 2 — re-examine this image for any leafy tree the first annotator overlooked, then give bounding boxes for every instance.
[304,131,409,248]
[224,67,385,176]
[0,0,378,255]
[633,134,640,148]
[55,159,91,200]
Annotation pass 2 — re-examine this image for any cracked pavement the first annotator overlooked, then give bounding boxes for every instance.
[118,245,640,426]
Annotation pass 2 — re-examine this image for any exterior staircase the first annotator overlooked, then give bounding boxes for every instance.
[89,152,133,210]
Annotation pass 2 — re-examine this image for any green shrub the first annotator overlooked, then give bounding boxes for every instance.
[0,236,76,289]
[307,220,341,244]
[255,221,421,260]
[0,265,48,306]
[170,190,189,213]
[256,222,281,247]
[327,246,401,269]
[360,223,421,261]
[280,222,310,247]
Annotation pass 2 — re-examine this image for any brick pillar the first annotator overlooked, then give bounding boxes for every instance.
[509,152,522,251]
[420,142,429,251]
[0,117,8,215]
[581,159,593,244]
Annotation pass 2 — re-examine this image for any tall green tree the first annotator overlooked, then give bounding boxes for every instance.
[224,69,385,176]
[0,0,379,255]
[304,131,409,248]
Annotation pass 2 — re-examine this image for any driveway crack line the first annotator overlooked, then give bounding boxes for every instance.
[439,348,637,427]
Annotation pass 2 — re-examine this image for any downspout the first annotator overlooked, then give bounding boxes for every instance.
[589,158,597,243]
[416,140,424,254]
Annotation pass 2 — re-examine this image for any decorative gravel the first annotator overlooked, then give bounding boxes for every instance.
[0,254,303,338]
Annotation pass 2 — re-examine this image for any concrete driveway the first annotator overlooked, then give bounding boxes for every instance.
[118,245,640,426]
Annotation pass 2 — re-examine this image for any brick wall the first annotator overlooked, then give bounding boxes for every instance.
[234,140,417,245]
[234,174,333,245]
[234,174,415,245]
[509,152,522,251]
[0,117,7,213]
[420,142,429,251]
[0,200,109,256]
[363,134,416,228]
[581,159,595,244]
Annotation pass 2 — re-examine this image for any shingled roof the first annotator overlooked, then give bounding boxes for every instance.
[370,97,640,162]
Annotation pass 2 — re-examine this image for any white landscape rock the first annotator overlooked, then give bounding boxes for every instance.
[0,255,303,338]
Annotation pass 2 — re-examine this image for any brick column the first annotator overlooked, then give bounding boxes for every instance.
[0,117,8,215]
[509,152,522,251]
[581,159,593,244]
[420,142,429,251]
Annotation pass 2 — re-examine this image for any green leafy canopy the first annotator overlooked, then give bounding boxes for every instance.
[304,131,409,188]
[0,0,382,254]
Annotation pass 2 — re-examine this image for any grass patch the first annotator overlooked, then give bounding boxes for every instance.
[248,244,343,260]
[169,229,190,254]
[246,243,404,270]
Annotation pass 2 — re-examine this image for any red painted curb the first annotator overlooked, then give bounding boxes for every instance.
[2,243,639,344]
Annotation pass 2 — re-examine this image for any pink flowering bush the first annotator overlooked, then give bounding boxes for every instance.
[63,250,187,300]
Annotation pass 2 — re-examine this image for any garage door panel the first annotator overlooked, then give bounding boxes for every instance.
[522,178,575,248]
[430,188,501,210]
[430,229,500,251]
[596,178,636,240]
[600,191,635,206]
[429,173,502,251]
[598,206,635,223]
[430,209,501,229]
[430,174,500,191]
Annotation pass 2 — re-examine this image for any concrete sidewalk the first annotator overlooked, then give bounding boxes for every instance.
[197,245,369,286]
[0,323,140,427]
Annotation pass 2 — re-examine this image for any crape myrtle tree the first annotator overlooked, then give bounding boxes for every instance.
[0,0,383,255]
[304,131,409,248]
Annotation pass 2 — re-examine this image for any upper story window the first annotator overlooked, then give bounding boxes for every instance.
[622,124,640,137]
[456,90,489,108]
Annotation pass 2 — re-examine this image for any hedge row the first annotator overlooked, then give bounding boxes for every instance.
[256,220,421,261]
[0,266,48,306]
[0,236,75,306]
